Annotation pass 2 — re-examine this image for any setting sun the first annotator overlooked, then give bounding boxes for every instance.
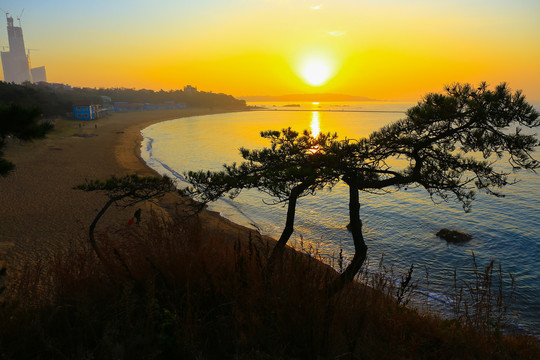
[298,57,333,86]
[2,2,538,100]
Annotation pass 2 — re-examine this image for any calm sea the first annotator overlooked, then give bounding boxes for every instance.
[141,102,540,335]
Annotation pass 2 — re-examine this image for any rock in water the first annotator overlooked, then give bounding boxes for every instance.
[436,228,472,243]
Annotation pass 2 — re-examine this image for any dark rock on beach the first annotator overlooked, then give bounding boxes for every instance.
[73,133,98,138]
[436,228,472,243]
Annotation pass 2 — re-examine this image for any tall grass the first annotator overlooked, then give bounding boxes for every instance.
[0,210,538,359]
[452,252,516,334]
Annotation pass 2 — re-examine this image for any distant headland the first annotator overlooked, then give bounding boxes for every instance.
[239,93,384,102]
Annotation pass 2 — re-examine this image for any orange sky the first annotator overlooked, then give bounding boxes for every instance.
[1,0,540,101]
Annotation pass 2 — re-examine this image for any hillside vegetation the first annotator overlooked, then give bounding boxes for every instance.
[0,209,538,359]
[0,81,247,117]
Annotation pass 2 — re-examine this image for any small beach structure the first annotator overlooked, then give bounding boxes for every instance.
[73,101,99,120]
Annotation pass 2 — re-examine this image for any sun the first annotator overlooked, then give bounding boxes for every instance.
[299,57,333,87]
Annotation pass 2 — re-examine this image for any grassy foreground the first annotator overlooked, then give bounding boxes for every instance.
[0,210,538,359]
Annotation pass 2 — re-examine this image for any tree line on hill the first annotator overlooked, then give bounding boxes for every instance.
[0,81,247,118]
[98,86,246,109]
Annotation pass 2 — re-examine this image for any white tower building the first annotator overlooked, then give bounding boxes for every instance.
[1,14,32,83]
[1,13,46,84]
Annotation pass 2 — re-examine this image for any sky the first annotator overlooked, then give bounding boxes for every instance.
[1,0,539,101]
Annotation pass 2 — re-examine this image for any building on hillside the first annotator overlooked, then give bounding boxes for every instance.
[100,96,114,113]
[46,82,71,90]
[1,13,47,84]
[30,66,46,82]
[183,85,197,94]
[73,102,98,120]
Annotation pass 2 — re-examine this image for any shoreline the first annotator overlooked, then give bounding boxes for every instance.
[0,107,267,269]
[121,109,273,246]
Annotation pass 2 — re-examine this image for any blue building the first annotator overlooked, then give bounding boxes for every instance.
[73,102,98,120]
[113,102,129,112]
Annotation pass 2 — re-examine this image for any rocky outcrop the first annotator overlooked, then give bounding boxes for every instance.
[436,228,472,243]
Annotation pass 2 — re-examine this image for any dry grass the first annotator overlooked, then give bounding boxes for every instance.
[0,210,538,359]
[451,253,517,334]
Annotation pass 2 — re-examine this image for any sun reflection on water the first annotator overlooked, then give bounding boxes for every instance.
[310,111,320,136]
[309,111,321,154]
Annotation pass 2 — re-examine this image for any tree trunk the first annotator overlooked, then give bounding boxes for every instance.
[89,196,120,265]
[329,182,367,294]
[267,184,306,267]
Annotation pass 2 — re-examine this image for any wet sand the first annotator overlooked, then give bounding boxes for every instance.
[0,108,266,269]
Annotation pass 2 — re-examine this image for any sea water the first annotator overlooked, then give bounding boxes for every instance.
[141,102,540,335]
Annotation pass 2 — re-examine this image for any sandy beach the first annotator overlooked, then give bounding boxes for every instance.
[0,108,264,269]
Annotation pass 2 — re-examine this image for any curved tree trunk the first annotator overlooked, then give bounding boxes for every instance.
[267,184,307,267]
[329,182,367,294]
[89,196,120,265]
